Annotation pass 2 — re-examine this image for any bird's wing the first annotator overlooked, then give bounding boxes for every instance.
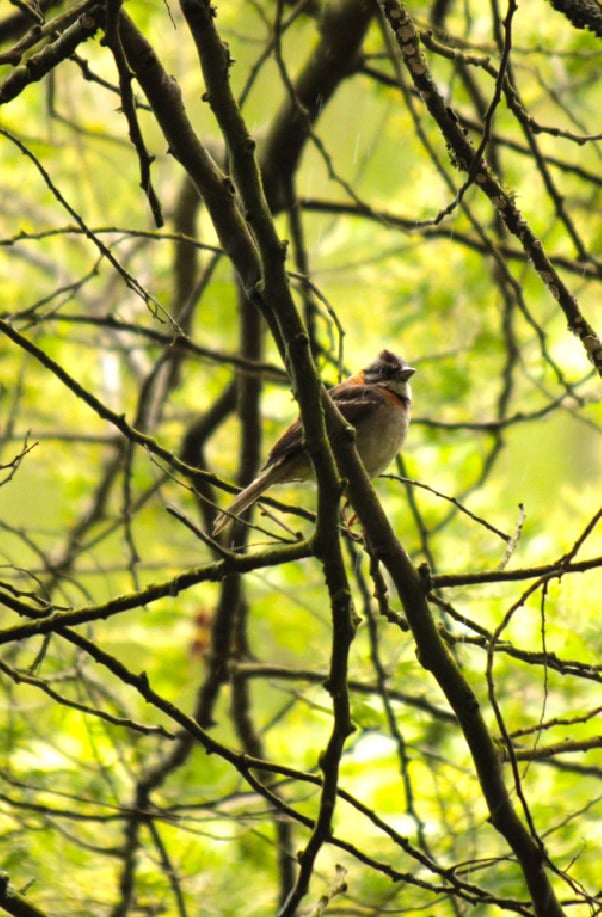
[262,385,388,470]
[328,383,388,426]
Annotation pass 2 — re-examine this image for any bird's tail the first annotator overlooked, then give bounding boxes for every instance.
[212,466,277,537]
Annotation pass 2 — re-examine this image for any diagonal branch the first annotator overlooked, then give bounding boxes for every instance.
[0,1,102,102]
[322,392,566,917]
[378,0,602,376]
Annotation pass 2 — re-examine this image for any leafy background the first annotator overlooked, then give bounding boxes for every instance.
[0,0,601,915]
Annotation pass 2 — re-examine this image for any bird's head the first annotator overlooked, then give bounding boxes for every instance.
[364,349,415,400]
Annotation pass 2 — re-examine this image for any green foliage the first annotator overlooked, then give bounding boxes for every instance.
[0,0,601,915]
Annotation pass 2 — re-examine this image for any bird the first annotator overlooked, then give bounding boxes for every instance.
[212,349,415,537]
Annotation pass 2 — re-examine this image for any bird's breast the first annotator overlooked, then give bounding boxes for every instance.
[354,400,410,477]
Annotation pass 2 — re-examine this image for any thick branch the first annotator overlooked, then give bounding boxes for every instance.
[323,395,565,917]
[118,11,262,294]
[0,3,103,103]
